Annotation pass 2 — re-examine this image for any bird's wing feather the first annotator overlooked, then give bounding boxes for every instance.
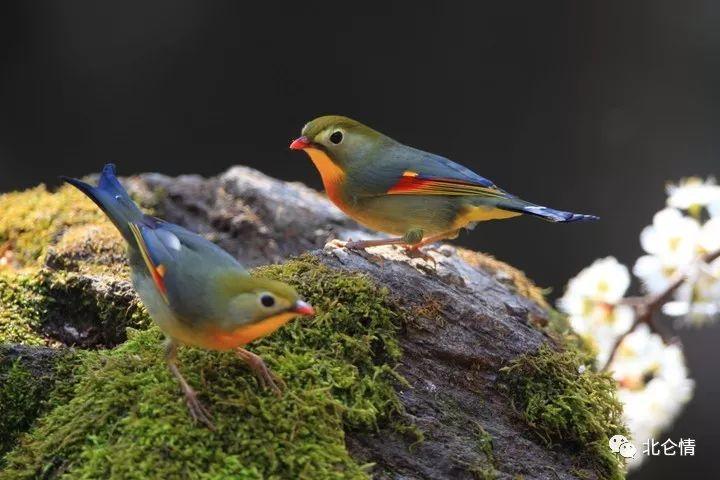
[411,151,497,188]
[128,222,174,304]
[128,219,245,306]
[386,171,508,198]
[384,150,510,198]
[360,145,508,198]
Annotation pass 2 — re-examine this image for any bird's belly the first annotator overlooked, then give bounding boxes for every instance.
[133,272,223,350]
[347,195,459,236]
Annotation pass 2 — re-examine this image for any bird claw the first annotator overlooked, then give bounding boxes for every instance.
[403,246,437,266]
[184,388,215,430]
[255,366,285,397]
[237,349,285,397]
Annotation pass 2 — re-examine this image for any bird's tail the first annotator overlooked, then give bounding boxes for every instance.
[497,197,599,223]
[61,164,146,242]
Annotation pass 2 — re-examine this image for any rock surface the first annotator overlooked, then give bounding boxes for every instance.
[0,166,623,479]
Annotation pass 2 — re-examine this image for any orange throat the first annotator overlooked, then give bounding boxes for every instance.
[208,312,299,350]
[304,147,346,206]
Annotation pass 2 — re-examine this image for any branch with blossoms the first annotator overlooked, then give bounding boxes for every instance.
[602,246,720,371]
[557,177,720,471]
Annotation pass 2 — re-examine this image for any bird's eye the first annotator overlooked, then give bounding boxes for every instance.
[260,294,275,308]
[329,130,343,145]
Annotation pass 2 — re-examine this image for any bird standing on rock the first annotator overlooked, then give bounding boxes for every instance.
[62,164,315,429]
[290,115,598,252]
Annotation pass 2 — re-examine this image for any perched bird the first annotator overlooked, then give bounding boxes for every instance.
[62,164,314,428]
[290,116,598,251]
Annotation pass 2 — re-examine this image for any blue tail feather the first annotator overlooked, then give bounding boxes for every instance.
[520,204,599,223]
[495,197,599,223]
[61,163,145,242]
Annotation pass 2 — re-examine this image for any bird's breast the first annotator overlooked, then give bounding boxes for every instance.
[304,147,347,207]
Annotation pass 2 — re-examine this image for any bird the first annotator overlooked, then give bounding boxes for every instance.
[62,164,315,428]
[290,115,598,252]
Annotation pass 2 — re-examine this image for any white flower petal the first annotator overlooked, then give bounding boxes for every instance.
[699,217,720,253]
[667,177,720,209]
[633,255,671,294]
[609,324,694,471]
[710,201,720,218]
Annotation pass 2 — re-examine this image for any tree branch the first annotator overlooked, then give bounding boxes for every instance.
[601,247,720,371]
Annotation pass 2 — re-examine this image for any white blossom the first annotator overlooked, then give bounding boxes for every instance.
[710,201,720,218]
[666,177,720,212]
[558,257,634,365]
[639,208,701,266]
[652,217,720,326]
[608,324,694,470]
[633,209,701,294]
[662,258,720,326]
[699,216,720,253]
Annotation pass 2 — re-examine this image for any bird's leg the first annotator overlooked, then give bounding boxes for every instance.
[235,347,285,397]
[344,237,407,250]
[402,229,460,264]
[165,339,215,430]
[406,229,460,251]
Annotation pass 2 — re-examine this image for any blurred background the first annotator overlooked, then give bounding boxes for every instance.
[0,1,717,476]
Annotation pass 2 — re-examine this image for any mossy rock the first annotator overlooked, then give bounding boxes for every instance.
[499,345,628,480]
[0,168,627,479]
[1,258,404,479]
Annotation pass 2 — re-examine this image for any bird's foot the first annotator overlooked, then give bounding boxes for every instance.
[183,387,215,430]
[403,245,438,266]
[237,348,285,397]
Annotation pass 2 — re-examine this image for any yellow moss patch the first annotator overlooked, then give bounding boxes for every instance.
[47,223,128,276]
[456,247,549,309]
[0,185,109,267]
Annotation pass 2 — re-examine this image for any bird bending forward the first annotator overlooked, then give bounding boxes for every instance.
[63,164,314,428]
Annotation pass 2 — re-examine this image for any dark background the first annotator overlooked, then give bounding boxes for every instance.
[0,1,717,477]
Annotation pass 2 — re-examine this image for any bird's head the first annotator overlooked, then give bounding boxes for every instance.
[289,116,388,182]
[227,276,314,325]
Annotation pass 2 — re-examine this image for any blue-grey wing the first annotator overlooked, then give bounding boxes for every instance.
[347,142,499,196]
[129,219,245,323]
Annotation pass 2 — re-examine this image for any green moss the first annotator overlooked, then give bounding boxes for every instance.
[0,271,52,345]
[0,268,149,347]
[469,423,498,480]
[475,423,494,466]
[1,257,405,479]
[0,348,82,467]
[0,360,47,459]
[499,345,627,480]
[0,185,109,267]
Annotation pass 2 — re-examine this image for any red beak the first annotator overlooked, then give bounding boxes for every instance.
[293,300,315,316]
[289,136,311,150]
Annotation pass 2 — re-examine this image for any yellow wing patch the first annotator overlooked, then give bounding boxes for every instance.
[128,222,169,304]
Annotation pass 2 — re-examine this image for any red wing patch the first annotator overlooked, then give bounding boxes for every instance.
[387,171,505,197]
[128,222,169,304]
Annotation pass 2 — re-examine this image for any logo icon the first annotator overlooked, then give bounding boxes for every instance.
[609,434,637,459]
